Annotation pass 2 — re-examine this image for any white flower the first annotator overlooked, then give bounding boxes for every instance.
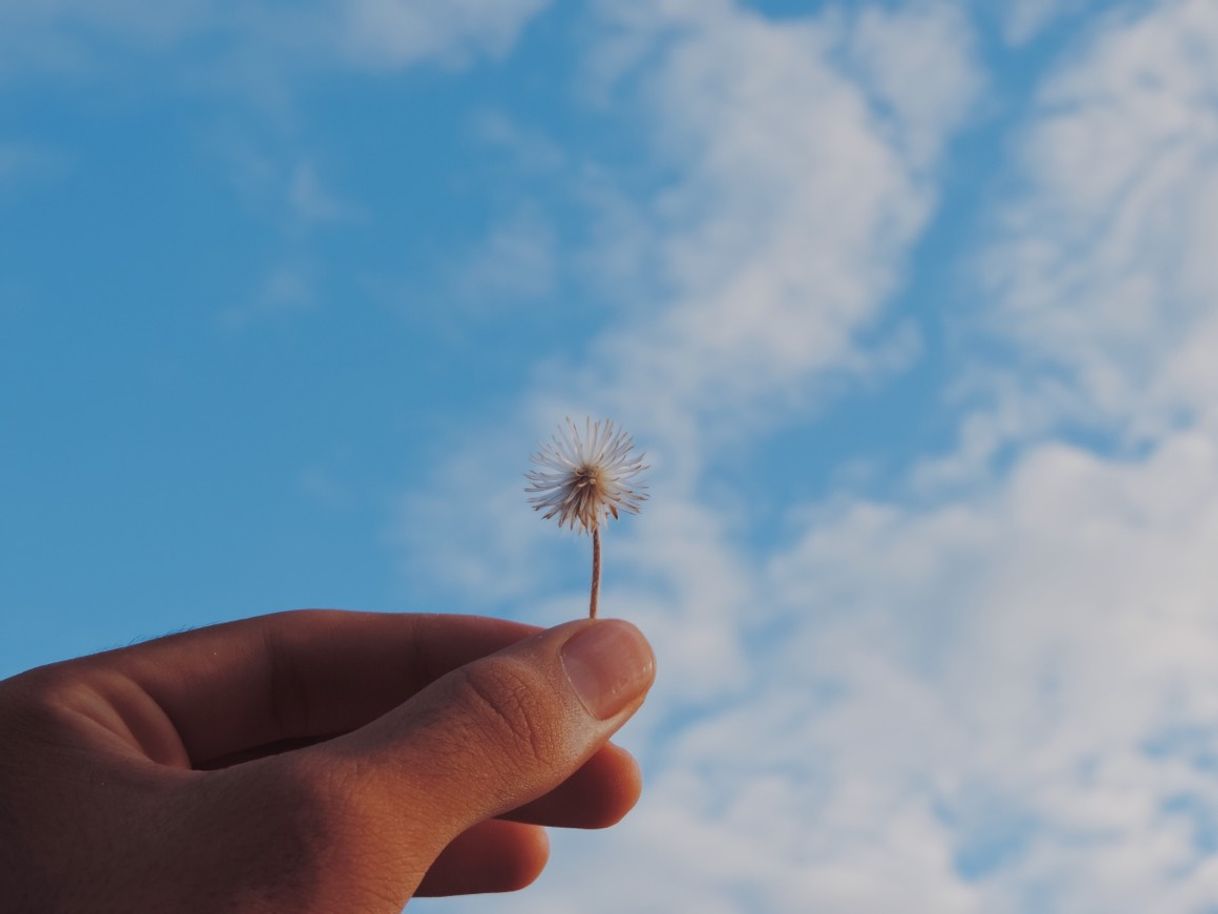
[526,418,647,533]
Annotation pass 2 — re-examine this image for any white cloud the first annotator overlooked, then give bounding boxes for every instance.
[759,429,1218,911]
[0,0,209,46]
[287,161,361,226]
[392,428,558,608]
[219,262,317,329]
[0,0,550,80]
[470,110,566,174]
[1001,0,1100,45]
[976,0,1218,447]
[572,1,975,448]
[0,0,209,77]
[205,127,361,233]
[451,207,558,305]
[338,0,549,70]
[847,3,979,169]
[0,140,69,186]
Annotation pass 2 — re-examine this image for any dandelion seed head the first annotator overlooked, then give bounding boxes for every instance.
[526,417,647,533]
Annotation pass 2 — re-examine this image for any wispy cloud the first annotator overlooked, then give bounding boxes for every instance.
[0,0,551,82]
[204,135,361,324]
[0,0,208,76]
[287,161,362,227]
[469,110,567,174]
[338,0,550,70]
[974,0,1218,452]
[0,140,69,187]
[1001,0,1094,45]
[219,262,317,329]
[450,206,558,305]
[568,2,975,450]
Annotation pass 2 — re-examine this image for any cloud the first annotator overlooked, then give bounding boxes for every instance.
[846,3,980,169]
[338,0,550,70]
[0,140,69,187]
[219,262,317,329]
[0,0,209,77]
[0,0,209,48]
[450,207,558,305]
[975,0,1218,448]
[469,110,567,174]
[287,161,361,227]
[569,1,976,449]
[209,140,362,230]
[1000,0,1102,45]
[0,0,551,81]
[758,429,1218,911]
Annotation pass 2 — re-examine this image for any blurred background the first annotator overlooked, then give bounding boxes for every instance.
[5,1,1218,910]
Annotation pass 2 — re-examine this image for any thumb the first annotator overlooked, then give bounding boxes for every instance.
[331,618,656,844]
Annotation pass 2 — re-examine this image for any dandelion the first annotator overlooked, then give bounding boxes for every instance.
[526,418,647,618]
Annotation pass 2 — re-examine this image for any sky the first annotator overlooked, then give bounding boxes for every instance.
[4,0,1218,910]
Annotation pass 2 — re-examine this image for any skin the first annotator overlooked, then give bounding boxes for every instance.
[0,610,656,912]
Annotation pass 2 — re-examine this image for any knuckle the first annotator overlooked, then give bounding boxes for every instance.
[0,667,90,737]
[3,666,71,709]
[259,623,312,740]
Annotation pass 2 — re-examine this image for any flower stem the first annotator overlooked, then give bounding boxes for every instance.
[589,526,601,619]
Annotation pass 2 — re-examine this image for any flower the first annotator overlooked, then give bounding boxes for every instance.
[526,417,647,533]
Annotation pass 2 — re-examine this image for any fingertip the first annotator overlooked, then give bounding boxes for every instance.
[579,743,643,828]
[503,742,644,829]
[596,743,644,827]
[415,820,550,897]
[560,619,656,721]
[515,824,550,890]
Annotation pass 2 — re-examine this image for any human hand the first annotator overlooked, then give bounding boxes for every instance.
[0,610,656,912]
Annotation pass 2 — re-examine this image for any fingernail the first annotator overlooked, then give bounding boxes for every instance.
[560,621,656,720]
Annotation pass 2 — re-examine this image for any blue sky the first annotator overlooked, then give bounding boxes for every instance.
[6,1,1218,910]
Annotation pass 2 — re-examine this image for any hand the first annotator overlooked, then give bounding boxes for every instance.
[0,610,656,912]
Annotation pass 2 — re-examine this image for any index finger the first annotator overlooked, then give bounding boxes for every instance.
[73,609,540,766]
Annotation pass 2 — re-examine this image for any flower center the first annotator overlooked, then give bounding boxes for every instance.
[570,463,609,528]
[573,464,608,500]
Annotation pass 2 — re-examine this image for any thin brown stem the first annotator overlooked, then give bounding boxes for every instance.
[589,526,601,619]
